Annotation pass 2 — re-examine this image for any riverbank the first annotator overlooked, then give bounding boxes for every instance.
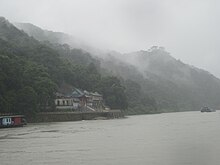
[28,110,124,123]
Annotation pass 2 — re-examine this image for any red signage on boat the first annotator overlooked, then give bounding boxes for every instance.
[0,115,27,128]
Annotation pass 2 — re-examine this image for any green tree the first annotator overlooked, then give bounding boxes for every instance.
[16,86,38,117]
[98,76,128,110]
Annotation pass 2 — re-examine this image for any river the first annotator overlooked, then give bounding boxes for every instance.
[1,111,220,165]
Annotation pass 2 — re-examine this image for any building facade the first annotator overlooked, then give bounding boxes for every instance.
[55,88,104,111]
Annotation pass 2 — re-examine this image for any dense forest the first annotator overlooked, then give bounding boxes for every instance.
[1,17,220,117]
[0,17,158,116]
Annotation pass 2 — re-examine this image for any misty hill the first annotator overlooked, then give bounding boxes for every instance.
[99,46,220,112]
[12,19,220,113]
[14,22,80,47]
[125,46,219,86]
[14,22,103,56]
[0,17,130,116]
[125,46,220,111]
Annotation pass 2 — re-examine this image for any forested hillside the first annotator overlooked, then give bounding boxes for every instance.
[10,18,220,114]
[13,20,159,114]
[0,17,135,116]
[103,47,220,111]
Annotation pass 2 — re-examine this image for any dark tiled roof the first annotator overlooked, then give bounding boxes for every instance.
[56,87,103,98]
[70,88,85,98]
[90,92,102,97]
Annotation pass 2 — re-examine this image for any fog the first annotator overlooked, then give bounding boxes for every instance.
[0,0,220,77]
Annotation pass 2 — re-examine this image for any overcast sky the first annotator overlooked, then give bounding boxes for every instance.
[0,0,220,77]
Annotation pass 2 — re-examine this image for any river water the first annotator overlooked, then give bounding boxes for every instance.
[1,111,220,165]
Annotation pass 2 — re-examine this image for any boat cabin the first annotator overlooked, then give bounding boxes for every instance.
[0,115,27,128]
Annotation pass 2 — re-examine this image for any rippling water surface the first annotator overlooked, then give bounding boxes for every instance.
[1,111,220,165]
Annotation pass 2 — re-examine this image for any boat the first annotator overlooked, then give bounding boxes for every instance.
[0,115,27,128]
[200,106,216,112]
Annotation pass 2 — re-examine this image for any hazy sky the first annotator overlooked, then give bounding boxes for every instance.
[0,0,220,77]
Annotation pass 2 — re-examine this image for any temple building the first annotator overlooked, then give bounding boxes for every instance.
[55,88,104,111]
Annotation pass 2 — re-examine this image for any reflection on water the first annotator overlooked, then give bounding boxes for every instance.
[1,111,220,165]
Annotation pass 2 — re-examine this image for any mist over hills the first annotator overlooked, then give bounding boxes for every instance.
[0,17,219,116]
[14,22,104,56]
[103,49,220,112]
[0,17,129,116]
[14,21,220,111]
[14,22,80,46]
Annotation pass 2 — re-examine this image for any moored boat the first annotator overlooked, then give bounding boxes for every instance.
[200,106,216,112]
[0,115,27,128]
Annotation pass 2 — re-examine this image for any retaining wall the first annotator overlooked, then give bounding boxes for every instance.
[29,110,124,123]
